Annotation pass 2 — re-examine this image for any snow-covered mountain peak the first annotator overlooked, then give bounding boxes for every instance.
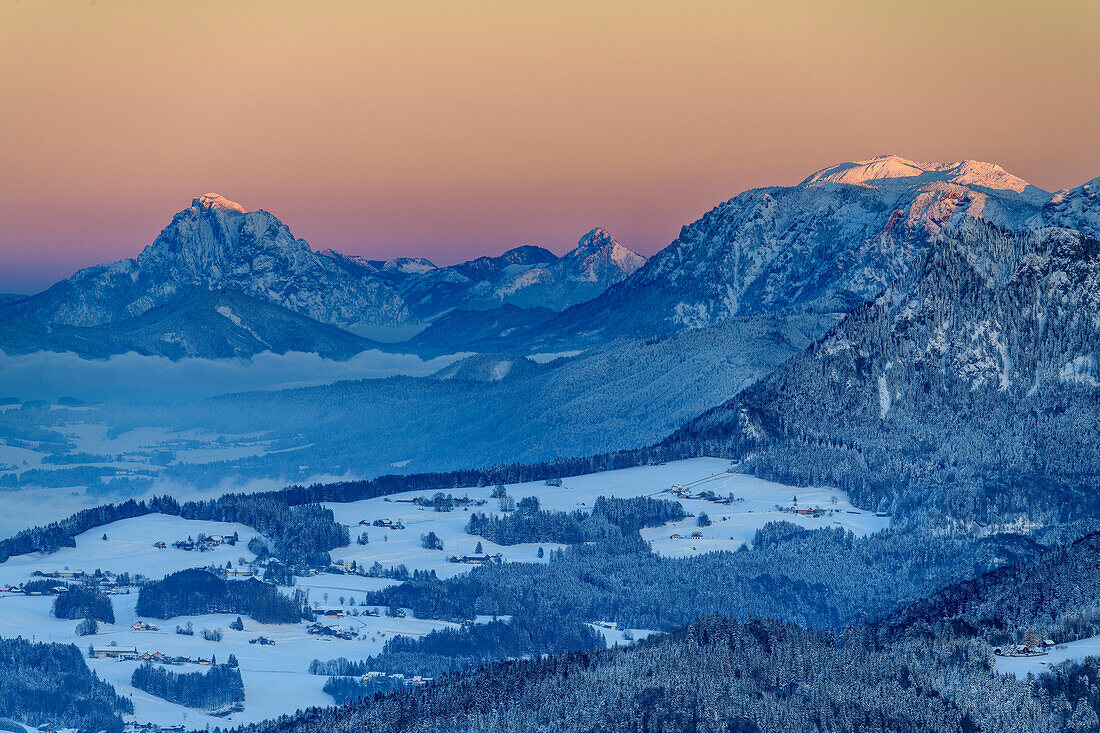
[191,193,246,213]
[576,227,615,250]
[801,154,927,187]
[560,228,646,283]
[800,154,1039,196]
[383,257,438,274]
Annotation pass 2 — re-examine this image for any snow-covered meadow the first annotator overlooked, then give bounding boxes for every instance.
[324,458,888,574]
[0,457,887,728]
[996,636,1100,679]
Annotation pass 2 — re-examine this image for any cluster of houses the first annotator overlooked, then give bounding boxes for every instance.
[311,602,383,620]
[994,640,1057,657]
[22,569,134,594]
[307,622,356,640]
[362,518,405,530]
[667,485,742,505]
[448,553,503,565]
[90,645,216,665]
[669,531,705,540]
[361,670,433,686]
[157,533,239,552]
[2,581,66,595]
[788,506,827,518]
[130,621,159,631]
[124,722,186,733]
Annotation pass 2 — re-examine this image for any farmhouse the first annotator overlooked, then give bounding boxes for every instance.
[131,621,159,631]
[308,622,355,640]
[453,554,502,565]
[313,604,344,617]
[33,569,86,580]
[670,533,682,539]
[691,531,704,539]
[92,645,138,659]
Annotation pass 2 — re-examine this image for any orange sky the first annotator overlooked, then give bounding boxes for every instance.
[1,0,1098,292]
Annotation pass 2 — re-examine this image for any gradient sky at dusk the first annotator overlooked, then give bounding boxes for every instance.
[2,0,1098,293]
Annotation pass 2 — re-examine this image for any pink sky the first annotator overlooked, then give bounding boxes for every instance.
[2,1,1098,293]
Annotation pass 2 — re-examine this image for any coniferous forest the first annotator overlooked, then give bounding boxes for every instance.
[131,663,245,712]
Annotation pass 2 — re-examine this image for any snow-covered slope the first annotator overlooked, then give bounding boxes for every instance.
[1039,177,1100,237]
[9,194,410,329]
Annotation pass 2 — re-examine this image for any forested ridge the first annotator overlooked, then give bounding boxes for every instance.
[232,527,1100,733]
[364,521,1045,630]
[665,224,1100,527]
[0,637,132,733]
[136,569,303,623]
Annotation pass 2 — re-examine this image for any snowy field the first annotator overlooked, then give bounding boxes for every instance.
[0,457,888,728]
[0,591,456,729]
[0,515,266,588]
[996,636,1100,679]
[325,457,888,576]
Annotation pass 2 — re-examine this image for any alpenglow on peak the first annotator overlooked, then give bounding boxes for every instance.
[799,154,1038,194]
[191,192,246,213]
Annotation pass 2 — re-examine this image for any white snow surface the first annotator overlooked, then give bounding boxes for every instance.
[0,458,887,728]
[0,514,265,587]
[996,636,1100,679]
[324,458,888,574]
[801,154,1038,195]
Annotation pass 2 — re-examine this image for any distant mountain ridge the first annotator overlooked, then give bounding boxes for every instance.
[6,193,412,329]
[352,228,647,319]
[0,290,381,360]
[5,156,1100,363]
[4,194,645,335]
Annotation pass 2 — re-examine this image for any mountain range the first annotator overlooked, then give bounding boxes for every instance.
[0,290,380,360]
[510,155,1081,350]
[0,194,645,339]
[3,155,1099,366]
